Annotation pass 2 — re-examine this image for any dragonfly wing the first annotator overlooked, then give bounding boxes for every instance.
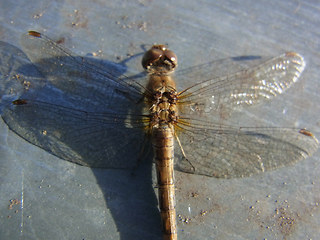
[175,55,267,87]
[2,100,150,168]
[0,37,151,169]
[173,51,317,178]
[178,52,306,122]
[174,126,319,178]
[19,31,145,110]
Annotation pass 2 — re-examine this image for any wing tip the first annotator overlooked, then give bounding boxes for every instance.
[12,99,28,105]
[285,51,306,69]
[299,128,319,144]
[28,30,42,38]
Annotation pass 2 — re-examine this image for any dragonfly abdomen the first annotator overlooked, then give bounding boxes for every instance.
[152,126,177,240]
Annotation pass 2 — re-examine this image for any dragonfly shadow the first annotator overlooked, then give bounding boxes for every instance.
[0,41,161,239]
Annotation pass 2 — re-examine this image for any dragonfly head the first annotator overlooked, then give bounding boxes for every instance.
[142,44,178,74]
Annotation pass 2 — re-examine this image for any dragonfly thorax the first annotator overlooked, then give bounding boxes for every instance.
[146,75,179,129]
[148,89,179,128]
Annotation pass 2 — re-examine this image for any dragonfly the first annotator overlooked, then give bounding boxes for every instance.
[0,31,318,240]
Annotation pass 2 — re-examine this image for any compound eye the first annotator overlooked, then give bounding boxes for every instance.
[142,48,163,69]
[164,50,178,68]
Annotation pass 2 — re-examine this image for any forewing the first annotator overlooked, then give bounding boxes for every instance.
[175,55,267,87]
[19,31,146,110]
[177,52,306,122]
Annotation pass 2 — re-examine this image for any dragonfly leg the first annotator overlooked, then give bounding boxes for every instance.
[174,132,195,173]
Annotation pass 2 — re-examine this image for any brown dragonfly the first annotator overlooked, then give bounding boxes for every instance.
[0,31,318,240]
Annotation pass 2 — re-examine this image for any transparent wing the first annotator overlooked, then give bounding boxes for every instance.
[0,35,151,168]
[2,100,150,168]
[177,52,306,122]
[175,125,319,178]
[19,31,147,108]
[175,55,268,87]
[173,52,318,178]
